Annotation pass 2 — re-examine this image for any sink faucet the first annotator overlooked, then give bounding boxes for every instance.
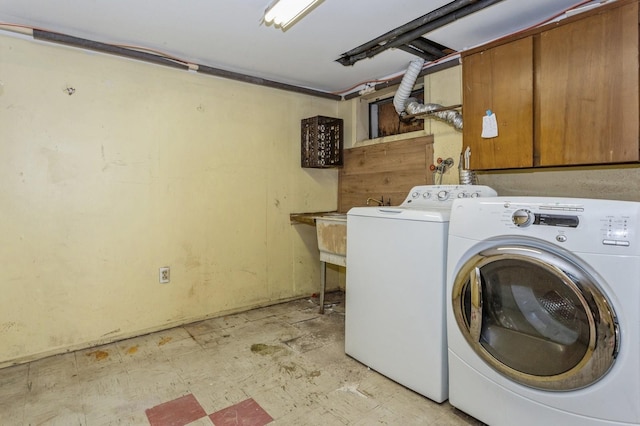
[366,196,390,206]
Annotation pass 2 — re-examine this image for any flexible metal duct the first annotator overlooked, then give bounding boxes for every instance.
[393,59,463,131]
[405,98,464,131]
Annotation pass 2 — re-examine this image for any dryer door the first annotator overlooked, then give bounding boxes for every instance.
[452,243,619,391]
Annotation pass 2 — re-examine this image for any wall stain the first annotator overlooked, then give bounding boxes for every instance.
[240,268,258,277]
[126,345,139,355]
[182,244,202,270]
[86,350,109,361]
[158,337,172,346]
[0,322,17,333]
[41,147,78,183]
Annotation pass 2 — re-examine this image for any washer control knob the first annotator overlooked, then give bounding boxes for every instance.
[437,190,449,201]
[512,209,533,227]
[457,192,467,198]
[556,234,567,243]
[412,191,420,198]
[422,192,431,199]
[471,192,480,198]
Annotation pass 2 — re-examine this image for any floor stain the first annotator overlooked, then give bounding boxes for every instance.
[86,350,109,361]
[250,343,284,355]
[280,362,297,374]
[158,337,172,346]
[126,345,139,355]
[338,384,369,398]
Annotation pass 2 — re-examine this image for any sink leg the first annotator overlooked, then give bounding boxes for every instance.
[319,260,326,314]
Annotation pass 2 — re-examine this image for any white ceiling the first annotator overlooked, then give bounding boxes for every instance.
[0,0,596,95]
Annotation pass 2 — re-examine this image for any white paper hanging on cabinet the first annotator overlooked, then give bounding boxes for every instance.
[481,111,498,138]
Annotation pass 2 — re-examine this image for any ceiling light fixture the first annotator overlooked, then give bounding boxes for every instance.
[263,0,323,30]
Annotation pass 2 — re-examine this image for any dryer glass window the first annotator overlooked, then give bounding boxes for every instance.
[461,258,590,376]
[452,244,618,391]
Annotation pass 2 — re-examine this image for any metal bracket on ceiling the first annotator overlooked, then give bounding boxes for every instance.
[335,0,505,66]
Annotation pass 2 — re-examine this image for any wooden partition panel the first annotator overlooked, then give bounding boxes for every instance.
[338,136,434,212]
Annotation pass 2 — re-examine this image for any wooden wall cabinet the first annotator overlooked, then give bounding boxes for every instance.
[462,37,533,170]
[463,0,639,170]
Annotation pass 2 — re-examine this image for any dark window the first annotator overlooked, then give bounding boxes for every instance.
[369,89,424,139]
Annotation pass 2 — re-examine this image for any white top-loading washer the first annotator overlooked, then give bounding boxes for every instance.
[446,197,640,425]
[345,185,497,403]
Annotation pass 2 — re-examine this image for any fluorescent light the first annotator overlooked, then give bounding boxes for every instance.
[264,0,323,29]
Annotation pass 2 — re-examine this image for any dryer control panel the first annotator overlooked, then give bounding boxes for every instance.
[600,214,631,246]
[511,209,580,228]
[450,197,640,256]
[495,199,639,251]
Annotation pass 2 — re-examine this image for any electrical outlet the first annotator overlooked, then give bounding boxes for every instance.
[159,267,170,284]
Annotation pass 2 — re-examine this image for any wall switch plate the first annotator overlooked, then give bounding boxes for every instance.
[159,267,170,284]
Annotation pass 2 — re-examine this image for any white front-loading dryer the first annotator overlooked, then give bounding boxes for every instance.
[446,197,640,425]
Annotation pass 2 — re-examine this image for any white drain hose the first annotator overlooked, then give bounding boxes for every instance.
[393,58,425,115]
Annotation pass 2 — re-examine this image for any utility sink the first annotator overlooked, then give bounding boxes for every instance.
[312,213,346,314]
[289,211,347,313]
[313,213,347,267]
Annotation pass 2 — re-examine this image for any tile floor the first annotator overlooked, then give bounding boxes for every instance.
[0,291,483,425]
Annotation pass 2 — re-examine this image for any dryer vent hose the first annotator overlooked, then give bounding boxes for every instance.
[392,58,464,131]
[393,58,425,115]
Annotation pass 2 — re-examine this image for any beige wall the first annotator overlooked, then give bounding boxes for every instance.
[423,65,463,184]
[0,33,344,367]
[5,35,634,367]
[478,166,640,202]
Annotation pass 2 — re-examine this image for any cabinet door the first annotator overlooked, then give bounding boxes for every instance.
[536,2,639,166]
[462,37,533,170]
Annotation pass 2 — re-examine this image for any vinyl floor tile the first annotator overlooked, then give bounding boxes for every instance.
[208,398,273,426]
[0,292,484,425]
[145,394,207,426]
